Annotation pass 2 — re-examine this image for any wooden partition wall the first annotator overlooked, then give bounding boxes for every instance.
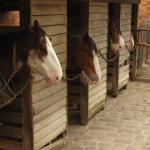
[31,0,67,149]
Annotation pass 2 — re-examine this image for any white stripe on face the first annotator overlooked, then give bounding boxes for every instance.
[93,51,101,80]
[28,36,62,84]
[119,35,125,48]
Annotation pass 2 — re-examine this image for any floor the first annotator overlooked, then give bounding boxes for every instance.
[62,81,150,150]
[136,63,150,82]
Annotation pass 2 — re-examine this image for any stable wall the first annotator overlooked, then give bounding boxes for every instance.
[31,0,67,149]
[119,4,131,89]
[88,1,108,119]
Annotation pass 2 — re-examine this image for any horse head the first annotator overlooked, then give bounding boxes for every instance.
[16,20,62,85]
[68,33,101,84]
[110,21,125,52]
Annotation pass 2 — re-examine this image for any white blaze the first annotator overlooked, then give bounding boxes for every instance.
[119,35,125,48]
[93,51,101,80]
[28,36,62,84]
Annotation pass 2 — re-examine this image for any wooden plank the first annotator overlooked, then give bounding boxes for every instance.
[89,20,107,29]
[32,82,66,102]
[33,88,66,113]
[0,125,22,139]
[89,88,106,105]
[32,15,66,26]
[34,97,66,123]
[89,82,106,97]
[53,43,66,54]
[89,5,108,13]
[88,94,106,112]
[0,139,23,150]
[34,123,66,150]
[32,79,66,94]
[42,25,66,36]
[32,0,66,5]
[137,43,150,47]
[34,107,66,132]
[92,34,107,43]
[34,115,66,144]
[49,33,66,45]
[32,5,66,15]
[89,27,108,36]
[88,96,105,119]
[40,138,65,150]
[89,13,108,21]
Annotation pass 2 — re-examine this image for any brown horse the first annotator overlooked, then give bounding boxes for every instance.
[110,21,125,52]
[68,33,101,84]
[0,20,62,85]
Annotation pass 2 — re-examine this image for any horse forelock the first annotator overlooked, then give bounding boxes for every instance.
[83,36,98,54]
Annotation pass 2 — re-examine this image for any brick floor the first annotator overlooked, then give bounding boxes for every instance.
[62,81,150,150]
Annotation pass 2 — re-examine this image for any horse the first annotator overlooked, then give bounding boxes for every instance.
[67,33,101,84]
[0,20,63,108]
[0,20,62,86]
[110,21,135,53]
[110,21,126,53]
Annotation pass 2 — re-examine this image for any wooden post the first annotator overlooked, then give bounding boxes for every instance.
[22,82,33,150]
[112,54,119,97]
[80,72,88,125]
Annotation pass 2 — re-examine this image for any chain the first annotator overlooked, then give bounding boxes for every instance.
[62,72,81,81]
[0,77,33,109]
[0,65,33,109]
[0,69,19,94]
[98,49,119,63]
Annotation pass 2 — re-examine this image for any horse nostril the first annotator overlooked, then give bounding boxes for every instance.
[55,76,59,81]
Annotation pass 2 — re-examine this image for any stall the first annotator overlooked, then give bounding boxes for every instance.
[0,0,67,150]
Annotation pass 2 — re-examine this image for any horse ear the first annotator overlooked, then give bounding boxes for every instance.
[34,20,40,28]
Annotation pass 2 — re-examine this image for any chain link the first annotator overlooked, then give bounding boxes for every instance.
[62,73,81,81]
[98,49,119,63]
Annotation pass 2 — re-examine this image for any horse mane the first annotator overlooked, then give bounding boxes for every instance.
[82,33,98,53]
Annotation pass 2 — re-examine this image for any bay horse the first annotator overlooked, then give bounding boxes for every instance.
[110,21,125,53]
[0,20,62,107]
[68,33,101,84]
[0,20,62,86]
[110,21,135,53]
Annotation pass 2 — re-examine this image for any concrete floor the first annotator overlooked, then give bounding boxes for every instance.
[62,81,150,150]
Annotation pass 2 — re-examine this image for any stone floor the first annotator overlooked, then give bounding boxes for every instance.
[62,81,150,150]
[136,64,150,82]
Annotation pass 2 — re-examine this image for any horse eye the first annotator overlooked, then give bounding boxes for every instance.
[49,38,52,41]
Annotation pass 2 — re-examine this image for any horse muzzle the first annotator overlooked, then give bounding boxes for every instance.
[47,75,62,85]
[89,74,99,84]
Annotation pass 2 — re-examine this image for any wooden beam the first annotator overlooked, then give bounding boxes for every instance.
[138,29,150,32]
[91,0,140,4]
[138,43,150,47]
